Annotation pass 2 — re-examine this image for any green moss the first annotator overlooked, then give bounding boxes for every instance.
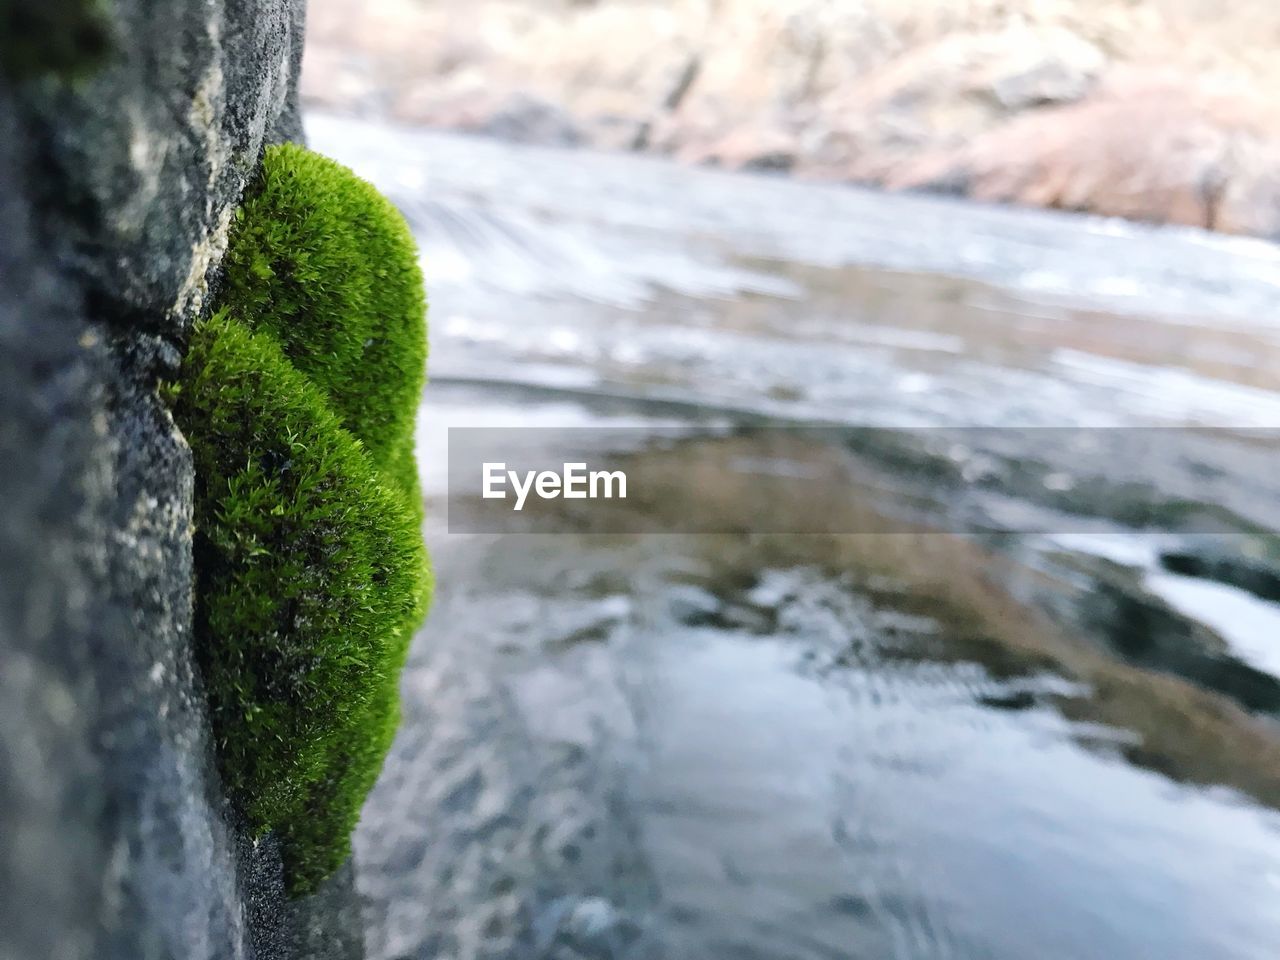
[0,0,112,81]
[218,143,427,514]
[172,144,430,895]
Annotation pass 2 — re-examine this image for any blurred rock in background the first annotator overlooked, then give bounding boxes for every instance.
[302,0,1280,238]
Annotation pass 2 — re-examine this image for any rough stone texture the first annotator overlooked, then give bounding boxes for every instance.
[16,0,304,328]
[0,99,115,960]
[302,0,1280,237]
[240,835,367,960]
[1,2,363,959]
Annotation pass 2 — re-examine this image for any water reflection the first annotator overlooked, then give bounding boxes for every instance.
[301,114,1280,959]
[354,386,1280,960]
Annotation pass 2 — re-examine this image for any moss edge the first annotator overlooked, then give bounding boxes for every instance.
[172,144,430,895]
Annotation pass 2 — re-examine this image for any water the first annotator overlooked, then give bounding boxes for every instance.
[305,114,1280,960]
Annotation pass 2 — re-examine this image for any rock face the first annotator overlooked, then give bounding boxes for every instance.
[302,0,1280,238]
[0,2,361,958]
[887,70,1280,237]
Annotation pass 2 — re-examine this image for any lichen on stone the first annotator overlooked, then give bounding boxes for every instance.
[171,205,233,324]
[171,143,430,895]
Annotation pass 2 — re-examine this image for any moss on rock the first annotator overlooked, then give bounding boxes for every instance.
[172,144,430,895]
[217,143,427,512]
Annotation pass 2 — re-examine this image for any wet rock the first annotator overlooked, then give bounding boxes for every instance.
[976,689,1040,712]
[1159,547,1280,606]
[0,1,363,958]
[1078,570,1280,716]
[247,849,367,960]
[668,585,725,626]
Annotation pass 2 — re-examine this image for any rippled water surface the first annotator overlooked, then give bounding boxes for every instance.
[306,114,1280,960]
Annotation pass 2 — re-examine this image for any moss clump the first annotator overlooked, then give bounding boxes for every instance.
[172,144,429,895]
[217,144,427,512]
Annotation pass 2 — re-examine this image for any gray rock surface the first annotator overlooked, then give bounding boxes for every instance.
[1,2,363,959]
[14,0,306,327]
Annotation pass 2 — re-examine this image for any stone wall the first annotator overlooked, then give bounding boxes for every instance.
[0,2,361,957]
